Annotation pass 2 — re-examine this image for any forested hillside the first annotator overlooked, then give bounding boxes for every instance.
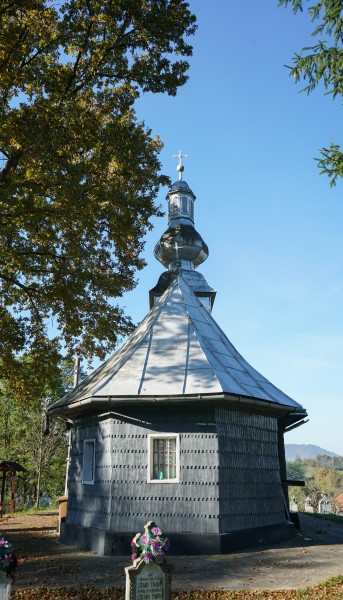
[285,444,339,461]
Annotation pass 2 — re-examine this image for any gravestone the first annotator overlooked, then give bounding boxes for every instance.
[0,535,14,600]
[40,491,51,508]
[0,575,11,600]
[26,496,34,509]
[14,494,24,511]
[290,496,298,512]
[125,559,173,600]
[318,494,332,514]
[304,496,314,513]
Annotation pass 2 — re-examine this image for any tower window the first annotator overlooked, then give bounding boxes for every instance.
[148,434,180,483]
[82,439,95,484]
[181,196,188,214]
[169,197,179,218]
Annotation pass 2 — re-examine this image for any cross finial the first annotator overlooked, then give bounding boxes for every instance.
[174,241,183,261]
[173,149,188,180]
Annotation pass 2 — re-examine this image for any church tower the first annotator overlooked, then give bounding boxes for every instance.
[149,151,216,311]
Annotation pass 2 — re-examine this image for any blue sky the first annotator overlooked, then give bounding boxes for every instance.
[116,2,343,455]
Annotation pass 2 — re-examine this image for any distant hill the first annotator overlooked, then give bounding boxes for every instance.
[285,444,340,461]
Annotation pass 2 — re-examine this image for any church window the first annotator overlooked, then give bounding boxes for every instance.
[181,195,188,214]
[148,434,180,483]
[169,196,179,218]
[83,439,95,484]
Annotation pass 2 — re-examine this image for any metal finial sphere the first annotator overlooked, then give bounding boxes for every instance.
[173,150,188,181]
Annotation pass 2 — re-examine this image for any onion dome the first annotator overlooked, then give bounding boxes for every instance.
[154,224,208,271]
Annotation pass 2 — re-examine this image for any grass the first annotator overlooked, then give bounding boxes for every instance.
[310,513,343,523]
[2,504,58,517]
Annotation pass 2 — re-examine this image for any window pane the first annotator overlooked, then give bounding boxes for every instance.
[167,438,176,479]
[152,437,177,480]
[181,196,188,214]
[83,440,95,483]
[169,198,179,217]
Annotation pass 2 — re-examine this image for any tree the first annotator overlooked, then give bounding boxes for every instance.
[0,358,85,508]
[278,0,343,185]
[0,1,197,386]
[286,459,305,480]
[314,465,343,496]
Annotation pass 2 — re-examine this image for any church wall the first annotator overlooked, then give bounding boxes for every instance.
[66,404,286,540]
[215,408,286,533]
[108,405,220,535]
[66,418,112,531]
[66,406,221,535]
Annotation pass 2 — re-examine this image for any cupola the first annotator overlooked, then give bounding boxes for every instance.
[149,152,216,311]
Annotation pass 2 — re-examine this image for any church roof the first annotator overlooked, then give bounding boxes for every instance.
[48,275,307,420]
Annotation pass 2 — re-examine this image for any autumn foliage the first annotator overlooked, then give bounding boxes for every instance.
[10,577,343,600]
[0,1,196,392]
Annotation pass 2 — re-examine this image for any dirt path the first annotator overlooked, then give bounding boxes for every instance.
[0,511,342,591]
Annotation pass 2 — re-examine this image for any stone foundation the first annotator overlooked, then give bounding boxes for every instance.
[60,520,296,556]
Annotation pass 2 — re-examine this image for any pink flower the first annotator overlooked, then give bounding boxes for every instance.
[151,539,163,554]
[1,555,12,568]
[143,552,154,563]
[0,538,9,548]
[151,527,162,536]
[155,551,165,564]
[131,552,139,562]
[140,534,150,546]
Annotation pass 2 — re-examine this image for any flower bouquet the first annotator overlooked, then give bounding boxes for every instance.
[131,521,170,564]
[0,536,18,582]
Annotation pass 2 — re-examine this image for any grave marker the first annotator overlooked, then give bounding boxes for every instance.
[0,576,11,600]
[125,558,173,600]
[125,521,173,600]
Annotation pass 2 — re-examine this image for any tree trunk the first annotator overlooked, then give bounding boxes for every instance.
[35,414,44,509]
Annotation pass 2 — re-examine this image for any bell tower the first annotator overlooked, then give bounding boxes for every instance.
[149,152,216,310]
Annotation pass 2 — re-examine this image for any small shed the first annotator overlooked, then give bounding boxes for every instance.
[48,162,308,555]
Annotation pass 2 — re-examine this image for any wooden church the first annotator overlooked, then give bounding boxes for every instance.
[48,156,308,555]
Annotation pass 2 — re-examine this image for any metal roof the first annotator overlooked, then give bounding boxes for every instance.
[48,275,306,419]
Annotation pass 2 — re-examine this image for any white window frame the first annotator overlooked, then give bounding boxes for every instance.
[82,438,95,485]
[147,433,180,483]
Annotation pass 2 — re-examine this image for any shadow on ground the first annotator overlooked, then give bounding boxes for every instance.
[1,512,342,591]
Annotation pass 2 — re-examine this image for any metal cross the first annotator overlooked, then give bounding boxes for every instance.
[174,241,183,261]
[173,150,188,180]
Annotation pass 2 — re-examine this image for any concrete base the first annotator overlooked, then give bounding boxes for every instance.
[60,520,296,556]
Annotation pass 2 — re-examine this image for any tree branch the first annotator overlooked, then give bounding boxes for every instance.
[0,151,23,184]
[0,271,42,323]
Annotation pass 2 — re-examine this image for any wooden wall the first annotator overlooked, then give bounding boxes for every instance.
[215,408,285,532]
[66,404,286,536]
